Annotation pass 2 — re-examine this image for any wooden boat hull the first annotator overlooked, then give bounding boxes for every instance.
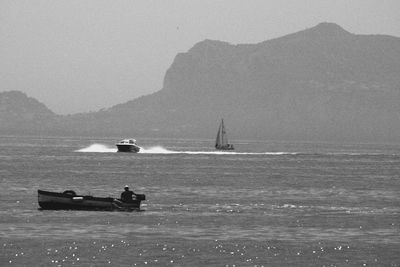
[38,190,145,211]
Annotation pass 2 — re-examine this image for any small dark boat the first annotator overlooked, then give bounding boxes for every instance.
[116,139,141,153]
[38,190,145,211]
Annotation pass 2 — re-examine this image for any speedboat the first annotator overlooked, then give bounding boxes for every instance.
[116,139,140,153]
[38,190,145,211]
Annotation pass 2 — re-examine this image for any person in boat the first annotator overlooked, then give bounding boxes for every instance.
[121,185,135,202]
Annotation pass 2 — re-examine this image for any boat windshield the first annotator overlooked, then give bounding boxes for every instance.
[118,139,136,144]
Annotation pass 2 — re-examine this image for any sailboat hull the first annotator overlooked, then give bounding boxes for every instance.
[215,144,234,150]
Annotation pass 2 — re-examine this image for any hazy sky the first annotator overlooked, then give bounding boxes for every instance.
[1,0,400,114]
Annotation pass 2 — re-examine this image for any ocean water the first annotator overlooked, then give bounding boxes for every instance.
[0,136,399,266]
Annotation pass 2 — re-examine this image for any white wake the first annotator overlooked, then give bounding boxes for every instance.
[75,143,296,155]
[76,144,117,153]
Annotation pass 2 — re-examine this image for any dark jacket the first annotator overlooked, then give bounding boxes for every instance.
[121,190,134,202]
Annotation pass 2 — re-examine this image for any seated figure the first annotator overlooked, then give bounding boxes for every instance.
[121,185,135,202]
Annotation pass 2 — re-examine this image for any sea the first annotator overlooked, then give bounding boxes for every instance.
[0,136,399,266]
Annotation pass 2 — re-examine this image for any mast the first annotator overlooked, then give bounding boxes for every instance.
[215,121,222,147]
[221,119,227,146]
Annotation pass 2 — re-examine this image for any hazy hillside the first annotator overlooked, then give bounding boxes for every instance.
[2,23,400,142]
[87,22,400,141]
[0,91,60,135]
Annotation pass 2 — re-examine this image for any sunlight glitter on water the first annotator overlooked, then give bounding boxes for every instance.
[2,137,400,266]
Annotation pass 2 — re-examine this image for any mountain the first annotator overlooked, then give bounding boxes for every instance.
[2,23,400,142]
[0,91,60,135]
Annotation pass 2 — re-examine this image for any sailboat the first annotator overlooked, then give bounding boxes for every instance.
[215,119,234,150]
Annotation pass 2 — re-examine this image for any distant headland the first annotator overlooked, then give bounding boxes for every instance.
[1,23,400,142]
